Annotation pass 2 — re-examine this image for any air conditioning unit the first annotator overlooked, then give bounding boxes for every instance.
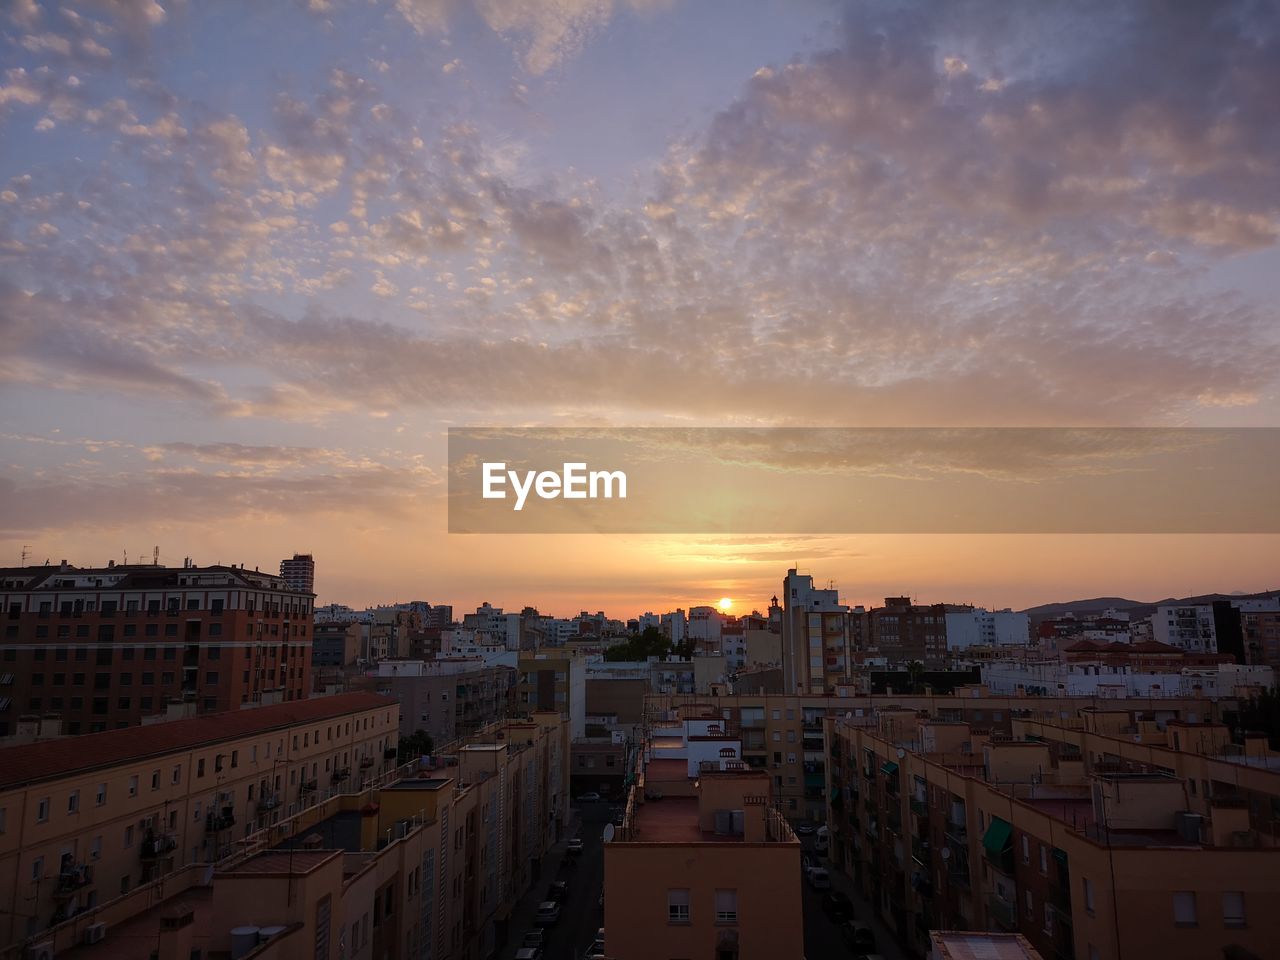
[83,923,107,945]
[26,941,54,960]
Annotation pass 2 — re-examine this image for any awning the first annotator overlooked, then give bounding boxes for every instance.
[982,817,1013,855]
[880,760,899,776]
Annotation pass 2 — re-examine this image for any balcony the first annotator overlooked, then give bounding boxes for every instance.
[206,809,236,832]
[300,778,318,792]
[141,832,177,860]
[359,756,375,768]
[331,767,351,783]
[911,837,930,865]
[54,864,94,897]
[944,820,968,844]
[987,894,1017,930]
[384,746,398,759]
[258,795,281,811]
[910,797,929,819]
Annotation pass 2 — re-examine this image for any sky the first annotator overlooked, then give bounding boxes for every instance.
[2,0,1279,618]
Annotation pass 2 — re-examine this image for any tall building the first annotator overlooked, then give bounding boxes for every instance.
[604,705,803,960]
[0,562,314,736]
[517,650,586,739]
[781,568,855,694]
[278,553,315,594]
[1151,604,1219,653]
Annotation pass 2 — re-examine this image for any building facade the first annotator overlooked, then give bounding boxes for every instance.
[0,692,399,948]
[278,554,315,595]
[0,563,314,736]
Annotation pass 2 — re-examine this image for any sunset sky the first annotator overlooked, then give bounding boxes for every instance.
[2,1,1279,617]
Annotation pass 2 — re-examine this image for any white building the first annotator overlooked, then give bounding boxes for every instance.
[1151,604,1218,653]
[981,660,1272,698]
[944,608,1031,649]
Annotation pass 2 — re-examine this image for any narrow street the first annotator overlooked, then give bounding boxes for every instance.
[503,800,611,960]
[799,834,909,960]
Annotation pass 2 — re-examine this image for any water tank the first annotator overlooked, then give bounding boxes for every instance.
[259,926,288,943]
[230,927,260,959]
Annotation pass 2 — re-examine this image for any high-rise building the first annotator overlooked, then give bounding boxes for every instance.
[0,561,314,736]
[869,595,949,667]
[781,568,856,694]
[278,553,315,594]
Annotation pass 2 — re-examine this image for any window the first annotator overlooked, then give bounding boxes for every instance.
[96,784,107,806]
[32,857,43,881]
[667,889,690,923]
[172,765,181,784]
[715,889,738,923]
[1021,834,1030,863]
[1173,891,1197,927]
[1043,903,1054,934]
[128,775,139,797]
[36,798,49,822]
[1222,891,1245,928]
[124,825,134,848]
[151,770,160,790]
[1039,845,1048,874]
[67,790,79,814]
[1083,877,1095,915]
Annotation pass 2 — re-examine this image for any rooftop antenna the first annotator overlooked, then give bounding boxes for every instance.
[20,545,30,565]
[153,545,160,566]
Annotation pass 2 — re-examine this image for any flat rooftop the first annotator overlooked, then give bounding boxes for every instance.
[59,887,216,960]
[631,797,743,844]
[222,849,339,876]
[273,810,364,854]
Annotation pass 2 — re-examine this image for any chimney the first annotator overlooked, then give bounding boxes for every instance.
[59,560,68,571]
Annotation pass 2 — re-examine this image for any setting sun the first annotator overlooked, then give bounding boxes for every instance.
[718,597,733,612]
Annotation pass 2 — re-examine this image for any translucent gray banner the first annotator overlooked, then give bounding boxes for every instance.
[447,427,1280,533]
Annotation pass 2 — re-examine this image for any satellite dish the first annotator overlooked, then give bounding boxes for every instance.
[844,712,853,720]
[896,748,906,759]
[602,823,616,843]
[940,846,951,861]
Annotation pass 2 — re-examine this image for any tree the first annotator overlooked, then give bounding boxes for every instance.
[603,625,672,661]
[397,729,435,759]
[905,660,926,694]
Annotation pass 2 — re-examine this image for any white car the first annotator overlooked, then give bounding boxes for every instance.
[567,837,584,854]
[578,792,602,802]
[534,901,561,925]
[515,949,542,960]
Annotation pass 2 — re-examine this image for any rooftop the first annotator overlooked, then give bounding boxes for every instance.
[630,796,745,843]
[0,692,394,790]
[930,931,1044,960]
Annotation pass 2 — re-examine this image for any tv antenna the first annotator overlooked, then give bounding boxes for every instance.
[20,545,31,565]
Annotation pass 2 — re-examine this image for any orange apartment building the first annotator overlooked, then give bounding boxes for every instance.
[604,707,803,960]
[0,562,315,735]
[644,689,1224,827]
[825,706,1280,960]
[0,692,400,951]
[0,705,569,960]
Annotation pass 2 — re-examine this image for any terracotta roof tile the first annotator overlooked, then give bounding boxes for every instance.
[0,692,395,790]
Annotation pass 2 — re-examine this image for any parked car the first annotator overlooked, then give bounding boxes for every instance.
[567,837,585,854]
[549,880,569,902]
[522,930,545,949]
[578,792,602,802]
[515,949,542,960]
[806,866,831,890]
[794,822,816,835]
[815,824,830,854]
[534,901,561,926]
[822,890,853,921]
[840,921,876,953]
[800,853,814,873]
[583,936,606,960]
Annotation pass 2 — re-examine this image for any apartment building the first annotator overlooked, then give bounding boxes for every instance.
[374,659,514,743]
[1240,607,1280,669]
[278,554,315,595]
[1151,604,1219,654]
[604,706,803,960]
[312,621,361,669]
[869,596,949,668]
[7,710,569,960]
[825,706,1280,960]
[781,568,857,694]
[645,690,1224,826]
[0,562,314,735]
[0,692,399,949]
[516,651,586,738]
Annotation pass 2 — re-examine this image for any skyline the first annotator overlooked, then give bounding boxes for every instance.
[3,0,1279,613]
